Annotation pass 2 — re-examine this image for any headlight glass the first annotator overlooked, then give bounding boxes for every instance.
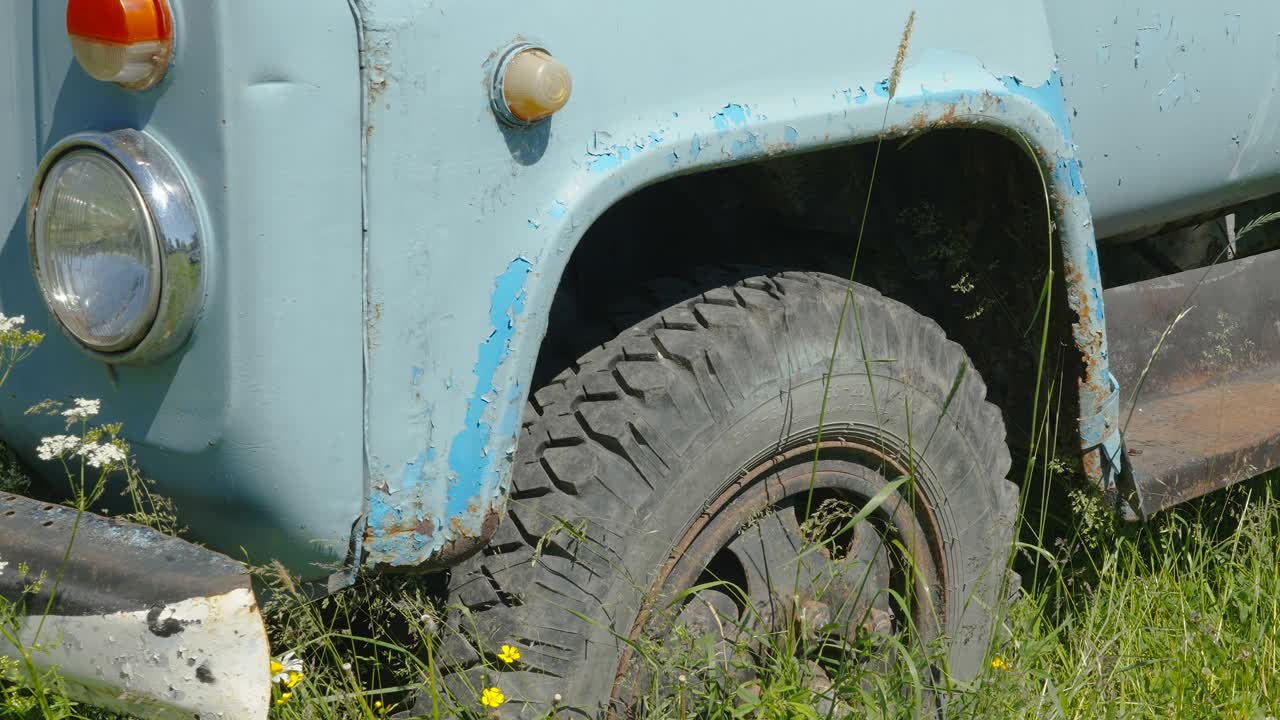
[33,149,161,352]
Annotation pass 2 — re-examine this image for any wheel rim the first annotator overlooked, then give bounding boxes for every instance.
[613,438,948,710]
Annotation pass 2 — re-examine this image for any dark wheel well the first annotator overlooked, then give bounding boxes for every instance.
[536,128,1076,453]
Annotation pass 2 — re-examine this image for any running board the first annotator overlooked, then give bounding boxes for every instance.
[1103,248,1280,517]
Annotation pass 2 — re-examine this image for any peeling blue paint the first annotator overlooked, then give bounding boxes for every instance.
[783,126,799,146]
[401,448,428,490]
[588,148,625,173]
[712,103,750,131]
[587,131,667,173]
[444,258,532,517]
[668,151,680,166]
[527,219,539,230]
[873,79,890,97]
[1000,72,1074,143]
[689,134,702,161]
[854,86,868,104]
[548,200,567,218]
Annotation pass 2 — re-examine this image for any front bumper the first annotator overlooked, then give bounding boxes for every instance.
[0,491,270,719]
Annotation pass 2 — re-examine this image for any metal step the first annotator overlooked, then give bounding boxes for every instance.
[1103,248,1280,516]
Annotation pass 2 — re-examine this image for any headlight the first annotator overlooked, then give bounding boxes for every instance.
[28,131,205,363]
[33,149,161,351]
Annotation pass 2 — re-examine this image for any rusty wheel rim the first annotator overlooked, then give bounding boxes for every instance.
[612,438,947,713]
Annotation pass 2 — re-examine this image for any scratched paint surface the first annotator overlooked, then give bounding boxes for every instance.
[1045,1,1280,238]
[354,0,1150,567]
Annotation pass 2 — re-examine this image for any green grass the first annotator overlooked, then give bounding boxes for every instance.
[6,436,1280,718]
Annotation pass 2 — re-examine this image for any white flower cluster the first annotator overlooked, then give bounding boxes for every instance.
[36,433,125,469]
[78,441,126,469]
[36,434,80,461]
[62,398,100,421]
[0,314,24,333]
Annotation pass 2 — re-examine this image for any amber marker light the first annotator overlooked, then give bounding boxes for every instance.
[491,43,572,125]
[67,0,173,90]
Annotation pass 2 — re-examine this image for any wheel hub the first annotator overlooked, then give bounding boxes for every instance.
[616,439,946,708]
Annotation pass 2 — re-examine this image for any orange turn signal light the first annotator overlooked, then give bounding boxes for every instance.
[67,0,173,90]
[491,43,572,125]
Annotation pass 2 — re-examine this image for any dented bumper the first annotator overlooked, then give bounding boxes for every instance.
[0,492,270,720]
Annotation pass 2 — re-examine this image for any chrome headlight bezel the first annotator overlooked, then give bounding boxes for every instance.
[27,130,206,364]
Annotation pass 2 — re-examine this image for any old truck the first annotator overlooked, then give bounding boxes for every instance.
[1,0,1279,717]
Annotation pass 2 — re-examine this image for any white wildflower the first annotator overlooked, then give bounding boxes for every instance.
[77,441,126,469]
[36,435,80,461]
[62,398,100,421]
[270,651,303,684]
[0,314,25,333]
[0,556,8,576]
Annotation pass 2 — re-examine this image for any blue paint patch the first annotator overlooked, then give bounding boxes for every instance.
[783,126,799,146]
[649,131,663,144]
[445,258,533,517]
[401,449,428,491]
[874,79,890,97]
[589,152,621,173]
[668,151,680,166]
[366,494,399,538]
[854,86,868,104]
[1085,245,1102,285]
[588,145,634,173]
[411,366,424,384]
[548,200,567,218]
[712,104,750,131]
[689,134,702,161]
[527,219,539,230]
[1000,72,1075,145]
[841,88,854,104]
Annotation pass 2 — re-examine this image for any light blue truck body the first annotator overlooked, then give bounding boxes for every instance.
[1,0,1278,577]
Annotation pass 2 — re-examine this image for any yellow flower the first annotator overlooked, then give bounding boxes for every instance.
[276,691,293,705]
[480,686,506,708]
[286,671,304,688]
[270,650,303,684]
[991,655,1009,671]
[497,644,521,664]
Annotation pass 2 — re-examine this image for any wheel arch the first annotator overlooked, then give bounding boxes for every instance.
[360,50,1120,571]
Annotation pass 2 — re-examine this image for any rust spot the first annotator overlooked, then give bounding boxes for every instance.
[415,516,434,536]
[428,507,502,570]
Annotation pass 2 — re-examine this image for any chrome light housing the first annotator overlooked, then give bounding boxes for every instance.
[28,130,205,363]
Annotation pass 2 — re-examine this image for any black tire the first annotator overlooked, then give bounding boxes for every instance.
[434,271,1016,717]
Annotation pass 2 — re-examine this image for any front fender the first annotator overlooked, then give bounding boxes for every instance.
[355,0,1120,568]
